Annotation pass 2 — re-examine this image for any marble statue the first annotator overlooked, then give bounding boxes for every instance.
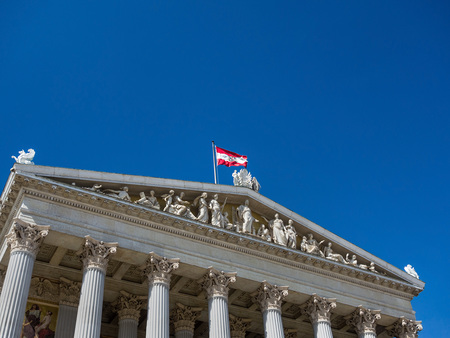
[265,214,287,246]
[300,236,307,252]
[404,264,419,279]
[346,254,358,267]
[11,149,35,165]
[104,187,131,201]
[84,184,103,193]
[236,199,255,234]
[194,192,209,223]
[302,233,324,256]
[172,192,196,220]
[209,194,223,227]
[285,220,297,249]
[251,177,261,193]
[162,190,175,212]
[222,211,234,230]
[323,242,347,264]
[369,262,379,274]
[136,191,160,210]
[257,224,272,242]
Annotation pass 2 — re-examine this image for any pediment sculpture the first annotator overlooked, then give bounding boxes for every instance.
[232,169,261,192]
[12,149,35,165]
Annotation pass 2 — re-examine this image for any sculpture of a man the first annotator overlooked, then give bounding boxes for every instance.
[285,220,297,249]
[257,224,272,242]
[135,191,160,210]
[304,233,324,256]
[162,190,175,212]
[236,199,255,234]
[172,192,196,220]
[323,242,347,264]
[104,187,131,201]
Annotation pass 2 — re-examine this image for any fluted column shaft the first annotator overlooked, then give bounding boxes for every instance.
[142,252,179,338]
[73,236,117,338]
[199,267,237,338]
[0,219,49,338]
[55,304,78,338]
[263,308,285,338]
[175,329,194,338]
[119,318,138,338]
[253,281,288,338]
[0,250,36,337]
[313,321,333,338]
[358,332,376,338]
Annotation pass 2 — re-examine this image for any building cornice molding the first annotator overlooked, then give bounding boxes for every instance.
[1,174,423,299]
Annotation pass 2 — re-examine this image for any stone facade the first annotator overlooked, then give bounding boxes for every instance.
[0,164,424,337]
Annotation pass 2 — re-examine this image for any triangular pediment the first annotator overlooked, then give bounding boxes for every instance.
[1,164,424,296]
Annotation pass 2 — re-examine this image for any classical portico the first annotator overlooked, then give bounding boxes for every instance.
[0,164,424,337]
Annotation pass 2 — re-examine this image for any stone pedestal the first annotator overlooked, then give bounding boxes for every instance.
[0,219,49,338]
[302,294,336,338]
[113,290,146,338]
[387,317,423,338]
[230,314,251,338]
[142,252,180,338]
[199,267,237,338]
[171,303,202,338]
[347,306,381,338]
[55,277,81,338]
[253,281,288,338]
[73,236,117,338]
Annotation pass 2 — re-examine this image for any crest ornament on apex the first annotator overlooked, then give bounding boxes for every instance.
[232,169,261,192]
[11,149,35,165]
[404,264,419,279]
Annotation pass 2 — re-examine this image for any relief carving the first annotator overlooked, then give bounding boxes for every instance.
[112,290,146,322]
[59,277,81,307]
[229,314,251,338]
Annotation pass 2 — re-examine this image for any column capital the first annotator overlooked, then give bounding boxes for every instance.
[59,277,82,307]
[387,317,423,338]
[141,252,180,285]
[347,306,381,335]
[112,290,146,322]
[284,328,298,338]
[170,302,202,333]
[6,219,49,257]
[198,267,236,298]
[302,294,336,323]
[76,235,118,273]
[229,314,251,338]
[252,281,289,312]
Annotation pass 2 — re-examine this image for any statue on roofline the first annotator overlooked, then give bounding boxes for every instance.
[232,169,261,192]
[12,149,35,165]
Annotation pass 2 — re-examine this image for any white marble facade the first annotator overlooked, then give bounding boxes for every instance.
[0,164,424,337]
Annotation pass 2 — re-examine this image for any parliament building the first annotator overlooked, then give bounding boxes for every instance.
[0,163,424,338]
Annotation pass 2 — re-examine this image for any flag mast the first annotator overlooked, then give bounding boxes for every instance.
[212,141,218,184]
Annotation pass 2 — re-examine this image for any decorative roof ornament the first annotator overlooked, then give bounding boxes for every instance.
[404,264,419,279]
[11,149,35,165]
[232,169,261,192]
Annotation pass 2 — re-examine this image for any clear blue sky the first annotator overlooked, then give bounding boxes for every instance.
[1,1,449,336]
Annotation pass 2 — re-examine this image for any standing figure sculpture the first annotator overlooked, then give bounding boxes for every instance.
[194,192,209,223]
[285,220,297,249]
[209,194,223,227]
[323,242,347,264]
[236,199,255,234]
[266,214,287,246]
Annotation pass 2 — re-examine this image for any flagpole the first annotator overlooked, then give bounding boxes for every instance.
[212,141,218,184]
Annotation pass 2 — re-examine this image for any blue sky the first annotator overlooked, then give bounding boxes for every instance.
[1,1,449,336]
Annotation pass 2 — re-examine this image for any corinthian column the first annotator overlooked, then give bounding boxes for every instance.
[141,252,180,338]
[73,236,118,338]
[253,281,289,338]
[230,314,251,338]
[171,303,202,338]
[302,294,336,338]
[387,317,423,338]
[55,277,81,338]
[0,219,49,338]
[113,290,146,338]
[198,267,237,338]
[347,306,381,338]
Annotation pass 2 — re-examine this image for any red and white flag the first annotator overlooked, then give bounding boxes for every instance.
[216,146,248,167]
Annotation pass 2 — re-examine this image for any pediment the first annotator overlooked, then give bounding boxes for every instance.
[1,164,424,296]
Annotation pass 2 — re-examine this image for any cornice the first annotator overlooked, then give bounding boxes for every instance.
[2,174,423,299]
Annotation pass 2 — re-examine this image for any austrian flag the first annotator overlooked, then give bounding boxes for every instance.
[216,146,248,167]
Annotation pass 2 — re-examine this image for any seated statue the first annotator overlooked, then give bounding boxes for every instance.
[257,224,272,242]
[323,242,347,264]
[303,233,324,256]
[135,191,160,210]
[11,149,35,165]
[172,192,196,220]
[346,254,358,266]
[162,190,175,212]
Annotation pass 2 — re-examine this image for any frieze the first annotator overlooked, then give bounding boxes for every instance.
[1,173,423,299]
[29,277,59,300]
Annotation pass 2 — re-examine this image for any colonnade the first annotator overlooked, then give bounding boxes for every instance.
[0,220,423,338]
